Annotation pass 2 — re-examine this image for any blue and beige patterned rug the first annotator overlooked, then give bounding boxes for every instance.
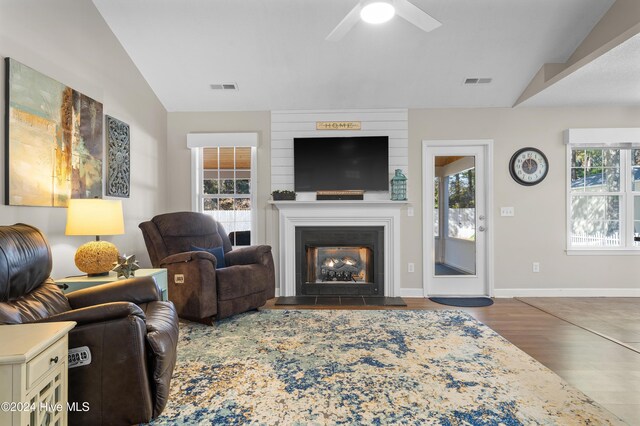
[151,310,622,425]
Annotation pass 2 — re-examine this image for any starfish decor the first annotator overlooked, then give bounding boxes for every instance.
[112,254,140,279]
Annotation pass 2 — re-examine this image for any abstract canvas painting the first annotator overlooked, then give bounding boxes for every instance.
[105,115,130,197]
[4,58,103,206]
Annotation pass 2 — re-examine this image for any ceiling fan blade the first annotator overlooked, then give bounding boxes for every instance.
[394,0,441,33]
[326,3,362,42]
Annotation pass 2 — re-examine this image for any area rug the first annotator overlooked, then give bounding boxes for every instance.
[150,310,622,425]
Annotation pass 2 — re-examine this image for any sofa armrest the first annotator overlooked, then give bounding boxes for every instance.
[66,276,161,309]
[158,253,218,323]
[160,251,217,267]
[37,302,145,326]
[141,301,179,417]
[225,245,272,266]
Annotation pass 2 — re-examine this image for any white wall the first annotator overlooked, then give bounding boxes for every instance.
[270,109,408,194]
[0,0,167,277]
[443,239,476,274]
[409,107,640,295]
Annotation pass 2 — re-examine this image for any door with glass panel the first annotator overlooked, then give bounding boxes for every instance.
[424,145,488,296]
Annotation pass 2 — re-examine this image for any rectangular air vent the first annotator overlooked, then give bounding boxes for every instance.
[464,78,492,85]
[210,82,238,90]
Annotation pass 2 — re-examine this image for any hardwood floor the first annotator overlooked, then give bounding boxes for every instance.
[263,297,640,425]
[519,297,640,352]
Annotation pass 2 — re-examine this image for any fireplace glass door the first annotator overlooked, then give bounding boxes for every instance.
[306,246,373,284]
[295,226,384,296]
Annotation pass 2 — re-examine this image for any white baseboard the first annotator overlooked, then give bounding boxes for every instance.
[399,288,425,298]
[494,288,640,297]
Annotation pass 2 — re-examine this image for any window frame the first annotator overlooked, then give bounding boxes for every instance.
[565,128,640,255]
[188,132,258,246]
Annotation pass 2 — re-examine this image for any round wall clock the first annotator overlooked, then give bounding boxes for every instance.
[509,147,549,186]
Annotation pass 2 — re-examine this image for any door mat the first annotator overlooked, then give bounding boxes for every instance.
[429,297,494,307]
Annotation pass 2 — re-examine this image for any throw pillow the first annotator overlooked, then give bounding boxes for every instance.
[190,245,226,269]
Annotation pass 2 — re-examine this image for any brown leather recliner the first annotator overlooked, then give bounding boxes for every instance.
[0,224,179,426]
[139,212,275,324]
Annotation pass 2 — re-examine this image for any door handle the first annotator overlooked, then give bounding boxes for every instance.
[478,226,486,232]
[479,215,485,221]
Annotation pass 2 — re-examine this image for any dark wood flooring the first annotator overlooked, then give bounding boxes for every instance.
[262,297,640,425]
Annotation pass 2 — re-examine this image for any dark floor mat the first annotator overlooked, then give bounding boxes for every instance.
[429,297,494,307]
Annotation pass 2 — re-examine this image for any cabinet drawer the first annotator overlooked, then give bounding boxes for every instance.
[26,337,66,390]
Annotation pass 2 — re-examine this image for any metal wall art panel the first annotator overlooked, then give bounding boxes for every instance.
[4,58,103,206]
[105,115,130,198]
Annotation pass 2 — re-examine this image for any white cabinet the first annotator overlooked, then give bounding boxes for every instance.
[0,322,76,426]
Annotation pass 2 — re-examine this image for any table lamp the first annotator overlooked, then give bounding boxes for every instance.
[65,199,125,276]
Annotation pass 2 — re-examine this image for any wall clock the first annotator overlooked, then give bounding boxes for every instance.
[509,147,549,186]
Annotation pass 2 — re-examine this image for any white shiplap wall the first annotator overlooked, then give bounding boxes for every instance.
[271,109,409,192]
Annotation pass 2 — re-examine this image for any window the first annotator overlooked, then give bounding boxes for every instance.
[201,147,252,245]
[447,167,476,241]
[566,128,640,251]
[188,132,258,247]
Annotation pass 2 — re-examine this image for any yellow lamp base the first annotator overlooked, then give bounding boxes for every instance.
[74,241,119,276]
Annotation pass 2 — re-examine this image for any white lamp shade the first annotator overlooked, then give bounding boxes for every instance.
[65,199,125,236]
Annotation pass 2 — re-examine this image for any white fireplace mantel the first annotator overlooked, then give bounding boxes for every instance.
[270,200,407,297]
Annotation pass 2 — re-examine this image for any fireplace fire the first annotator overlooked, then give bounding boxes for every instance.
[306,246,373,283]
[295,226,384,296]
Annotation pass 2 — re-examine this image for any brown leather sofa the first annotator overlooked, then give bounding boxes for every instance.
[0,224,179,426]
[139,212,275,324]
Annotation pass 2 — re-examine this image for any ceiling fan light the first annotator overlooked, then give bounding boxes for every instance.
[360,2,395,24]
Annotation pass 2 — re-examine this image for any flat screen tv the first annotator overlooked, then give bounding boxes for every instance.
[294,136,389,192]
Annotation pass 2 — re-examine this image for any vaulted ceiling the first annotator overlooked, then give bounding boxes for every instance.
[92,0,638,112]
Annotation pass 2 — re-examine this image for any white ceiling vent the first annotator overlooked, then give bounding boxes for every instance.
[464,78,492,85]
[210,82,238,91]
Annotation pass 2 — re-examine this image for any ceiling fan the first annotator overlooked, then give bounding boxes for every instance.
[326,0,441,42]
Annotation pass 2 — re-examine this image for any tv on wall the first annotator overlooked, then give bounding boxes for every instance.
[294,136,389,192]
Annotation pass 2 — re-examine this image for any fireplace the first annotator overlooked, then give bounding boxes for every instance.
[295,226,384,296]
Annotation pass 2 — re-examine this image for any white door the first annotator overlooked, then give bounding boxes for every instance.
[423,142,490,296]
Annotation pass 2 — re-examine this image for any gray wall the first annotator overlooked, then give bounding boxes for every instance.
[409,107,640,293]
[0,0,167,277]
[166,107,640,294]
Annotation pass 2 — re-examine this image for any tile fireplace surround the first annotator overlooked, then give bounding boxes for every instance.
[271,200,406,297]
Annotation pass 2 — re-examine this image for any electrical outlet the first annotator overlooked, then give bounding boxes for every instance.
[408,263,415,273]
[174,274,185,284]
[501,207,515,216]
[532,262,540,273]
[407,207,414,217]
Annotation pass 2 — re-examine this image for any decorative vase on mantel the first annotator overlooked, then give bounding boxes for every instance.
[390,169,407,201]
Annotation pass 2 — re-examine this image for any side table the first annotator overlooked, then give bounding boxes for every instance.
[56,268,168,301]
[0,321,76,426]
